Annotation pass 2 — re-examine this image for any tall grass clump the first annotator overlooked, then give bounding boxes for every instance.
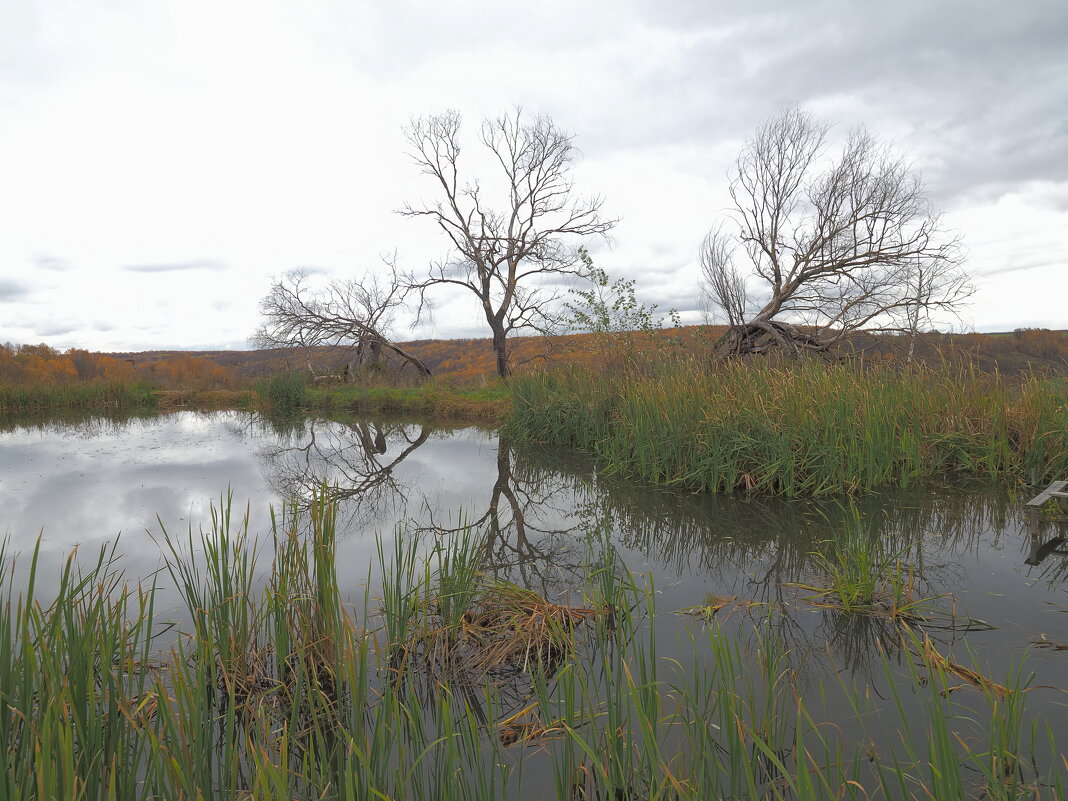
[0,379,156,414]
[508,361,1068,496]
[255,370,307,412]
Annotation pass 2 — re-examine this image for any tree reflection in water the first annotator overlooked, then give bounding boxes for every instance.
[256,418,585,593]
[415,434,586,595]
[256,415,431,530]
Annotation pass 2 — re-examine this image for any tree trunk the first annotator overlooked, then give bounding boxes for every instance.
[368,339,382,366]
[492,325,510,378]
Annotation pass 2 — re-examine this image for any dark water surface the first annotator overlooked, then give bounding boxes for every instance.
[2,409,1067,783]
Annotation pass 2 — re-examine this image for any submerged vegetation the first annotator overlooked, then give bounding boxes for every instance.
[0,494,1064,800]
[509,361,1068,496]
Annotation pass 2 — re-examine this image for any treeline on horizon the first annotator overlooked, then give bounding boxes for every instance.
[2,326,1068,392]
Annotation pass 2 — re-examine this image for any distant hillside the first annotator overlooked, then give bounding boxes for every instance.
[5,327,1064,391]
[106,326,1068,383]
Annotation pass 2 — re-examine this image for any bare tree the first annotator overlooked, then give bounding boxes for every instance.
[900,258,973,363]
[700,107,971,357]
[401,108,616,378]
[254,263,431,379]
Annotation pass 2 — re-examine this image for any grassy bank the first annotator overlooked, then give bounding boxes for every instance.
[508,361,1068,496]
[304,381,509,422]
[1,494,1062,800]
[0,372,507,422]
[0,380,157,414]
[251,369,508,422]
[0,382,257,416]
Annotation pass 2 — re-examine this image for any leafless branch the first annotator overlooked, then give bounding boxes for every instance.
[401,107,616,377]
[702,107,972,357]
[255,261,431,378]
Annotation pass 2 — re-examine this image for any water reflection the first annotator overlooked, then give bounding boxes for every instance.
[0,408,159,436]
[1025,506,1068,591]
[416,435,587,593]
[225,413,1068,681]
[257,416,432,528]
[250,418,587,593]
[2,410,1066,691]
[3,409,1067,785]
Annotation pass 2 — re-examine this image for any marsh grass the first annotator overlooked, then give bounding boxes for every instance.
[784,505,997,639]
[791,506,934,622]
[508,362,1068,496]
[255,370,307,412]
[1,494,1064,799]
[388,528,602,698]
[0,380,156,414]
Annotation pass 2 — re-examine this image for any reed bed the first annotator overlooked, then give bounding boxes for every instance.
[0,495,1063,800]
[0,380,157,414]
[508,361,1068,496]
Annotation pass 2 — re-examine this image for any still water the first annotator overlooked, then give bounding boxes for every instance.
[2,409,1067,774]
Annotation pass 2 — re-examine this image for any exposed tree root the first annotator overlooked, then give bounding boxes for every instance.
[716,321,830,358]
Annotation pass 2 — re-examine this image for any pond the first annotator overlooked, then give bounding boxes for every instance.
[2,409,1066,797]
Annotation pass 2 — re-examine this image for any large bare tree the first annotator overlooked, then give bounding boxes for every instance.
[401,109,616,378]
[700,107,972,357]
[254,264,431,379]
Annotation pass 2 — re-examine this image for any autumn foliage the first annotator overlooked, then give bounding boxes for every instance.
[0,343,237,390]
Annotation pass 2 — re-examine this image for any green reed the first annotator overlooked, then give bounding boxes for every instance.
[255,370,307,412]
[790,505,937,622]
[508,361,1068,496]
[1,494,1064,799]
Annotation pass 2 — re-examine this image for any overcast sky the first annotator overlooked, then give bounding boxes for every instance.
[1,0,1066,351]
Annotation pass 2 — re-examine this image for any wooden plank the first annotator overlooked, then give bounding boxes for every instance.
[1026,480,1068,506]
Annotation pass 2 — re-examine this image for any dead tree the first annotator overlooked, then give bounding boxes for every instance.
[700,107,971,357]
[401,108,616,378]
[254,264,431,379]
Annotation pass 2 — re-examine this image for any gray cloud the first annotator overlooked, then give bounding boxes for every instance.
[121,259,229,273]
[0,278,31,300]
[570,2,1068,205]
[33,323,77,337]
[33,254,73,272]
[339,1,1067,226]
[2,0,1064,347]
